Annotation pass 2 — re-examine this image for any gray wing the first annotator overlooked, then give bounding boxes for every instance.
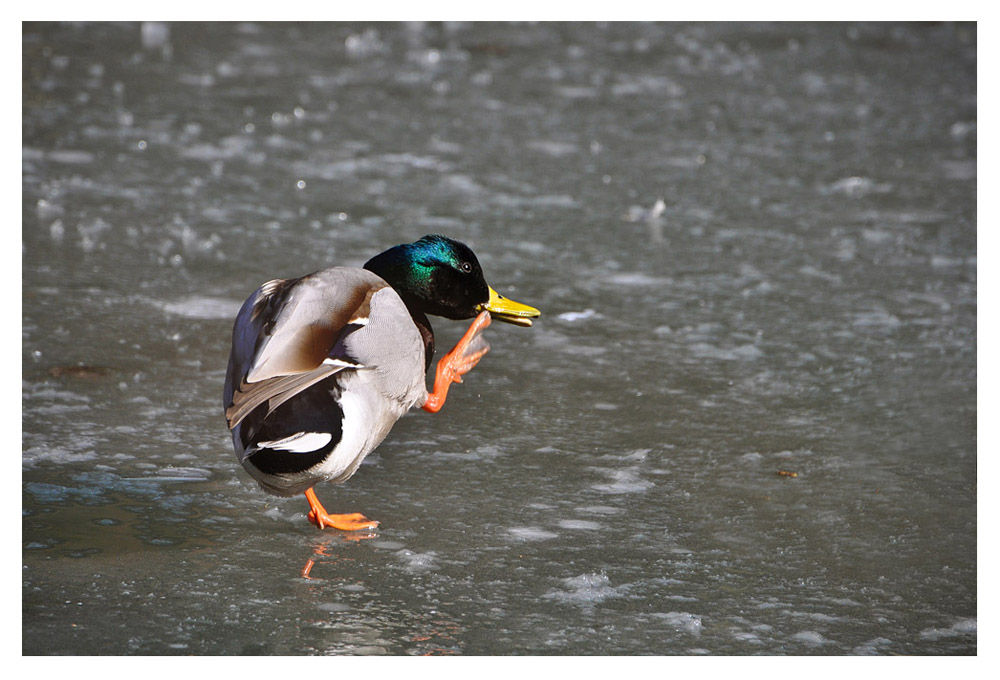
[223,268,392,430]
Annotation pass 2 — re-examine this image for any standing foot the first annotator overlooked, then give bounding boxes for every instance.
[304,487,379,531]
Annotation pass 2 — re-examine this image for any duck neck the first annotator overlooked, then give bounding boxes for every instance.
[363,244,436,370]
[406,306,436,371]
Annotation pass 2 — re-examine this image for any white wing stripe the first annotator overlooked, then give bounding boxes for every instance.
[322,357,364,368]
[257,431,333,453]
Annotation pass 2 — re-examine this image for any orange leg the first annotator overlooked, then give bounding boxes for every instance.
[423,311,492,413]
[304,487,379,531]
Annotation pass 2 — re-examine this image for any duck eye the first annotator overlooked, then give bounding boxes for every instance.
[460,261,473,273]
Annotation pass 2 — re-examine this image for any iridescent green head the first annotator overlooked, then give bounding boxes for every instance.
[364,234,539,325]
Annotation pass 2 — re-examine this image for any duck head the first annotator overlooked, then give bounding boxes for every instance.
[363,234,540,326]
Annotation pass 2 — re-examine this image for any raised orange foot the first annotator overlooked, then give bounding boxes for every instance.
[423,310,492,413]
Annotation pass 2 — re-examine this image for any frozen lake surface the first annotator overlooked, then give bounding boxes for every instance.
[23,22,976,655]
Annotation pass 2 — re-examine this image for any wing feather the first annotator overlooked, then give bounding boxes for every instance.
[223,268,388,430]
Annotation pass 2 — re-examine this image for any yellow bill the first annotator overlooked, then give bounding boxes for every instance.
[478,286,540,327]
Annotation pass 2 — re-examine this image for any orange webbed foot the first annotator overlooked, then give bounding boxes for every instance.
[304,488,379,531]
[423,311,492,413]
[307,509,379,531]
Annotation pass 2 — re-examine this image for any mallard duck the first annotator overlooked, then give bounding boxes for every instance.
[223,235,540,530]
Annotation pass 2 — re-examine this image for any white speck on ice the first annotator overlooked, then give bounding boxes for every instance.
[852,637,894,655]
[158,296,241,320]
[509,526,558,541]
[592,467,654,494]
[543,572,626,606]
[791,630,832,645]
[653,611,703,636]
[557,519,601,530]
[556,309,600,322]
[919,618,976,640]
[396,549,437,572]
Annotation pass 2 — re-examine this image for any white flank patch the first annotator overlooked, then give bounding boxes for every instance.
[316,379,393,481]
[257,431,333,453]
[325,389,369,472]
